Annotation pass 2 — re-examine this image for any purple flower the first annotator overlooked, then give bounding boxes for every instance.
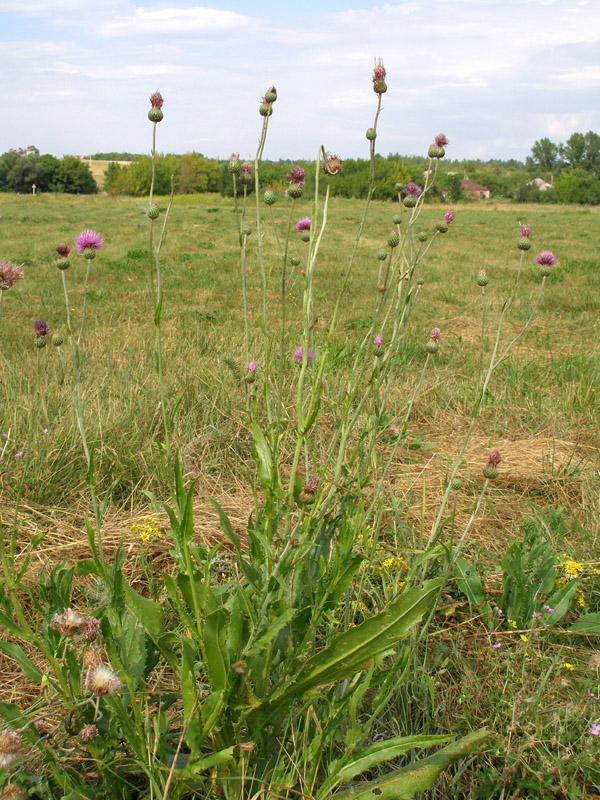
[487,451,502,469]
[241,161,253,175]
[543,604,554,614]
[492,642,502,649]
[588,689,597,700]
[374,334,383,347]
[56,242,70,258]
[287,166,305,186]
[0,262,24,290]
[43,428,49,436]
[434,133,449,148]
[589,723,600,736]
[75,230,103,253]
[430,327,441,343]
[404,182,423,198]
[15,451,24,458]
[150,91,164,110]
[372,57,386,82]
[296,217,311,232]
[444,208,454,224]
[34,320,50,338]
[536,251,556,267]
[294,346,313,365]
[520,224,531,239]
[247,361,257,374]
[493,606,503,617]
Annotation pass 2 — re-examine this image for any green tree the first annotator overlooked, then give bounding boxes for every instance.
[529,137,560,182]
[554,168,600,204]
[53,156,97,194]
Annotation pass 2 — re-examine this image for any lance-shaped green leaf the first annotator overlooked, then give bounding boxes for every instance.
[266,579,443,708]
[318,734,453,798]
[332,729,490,800]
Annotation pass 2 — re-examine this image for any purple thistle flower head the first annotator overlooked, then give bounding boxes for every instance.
[150,91,164,110]
[520,223,531,239]
[247,361,257,374]
[75,230,103,253]
[241,161,252,175]
[487,451,502,468]
[374,334,383,347]
[296,216,311,232]
[372,57,386,83]
[430,327,441,343]
[294,346,313,365]
[478,269,487,276]
[404,182,423,198]
[536,251,556,267]
[56,242,70,258]
[287,166,305,186]
[434,133,449,147]
[444,208,454,224]
[0,262,24,290]
[34,320,50,338]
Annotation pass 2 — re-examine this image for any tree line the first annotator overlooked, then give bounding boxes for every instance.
[0,150,97,194]
[1,130,599,203]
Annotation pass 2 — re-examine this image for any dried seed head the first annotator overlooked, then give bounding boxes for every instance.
[79,724,99,743]
[86,665,121,696]
[322,150,343,176]
[0,262,24,291]
[0,731,21,770]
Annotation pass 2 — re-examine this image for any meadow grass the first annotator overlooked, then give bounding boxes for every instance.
[1,191,600,798]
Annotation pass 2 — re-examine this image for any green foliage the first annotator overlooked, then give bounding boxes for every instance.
[0,149,97,194]
[553,168,600,204]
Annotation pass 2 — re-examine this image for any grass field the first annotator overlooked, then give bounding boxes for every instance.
[1,190,600,797]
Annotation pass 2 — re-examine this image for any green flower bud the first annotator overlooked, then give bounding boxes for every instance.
[52,333,63,347]
[263,188,276,205]
[148,108,163,123]
[377,248,388,261]
[518,239,531,251]
[366,128,377,141]
[35,336,47,349]
[288,183,304,199]
[436,221,449,234]
[450,477,463,491]
[259,103,273,117]
[426,341,439,354]
[403,196,417,208]
[56,258,70,270]
[387,231,400,248]
[417,231,428,242]
[392,213,403,224]
[290,256,301,267]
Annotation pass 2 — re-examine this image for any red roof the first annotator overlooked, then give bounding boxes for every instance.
[461,179,489,192]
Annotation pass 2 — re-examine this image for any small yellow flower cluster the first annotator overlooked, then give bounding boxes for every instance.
[555,553,587,609]
[350,600,368,613]
[130,517,161,543]
[558,554,584,578]
[507,619,518,629]
[563,662,575,671]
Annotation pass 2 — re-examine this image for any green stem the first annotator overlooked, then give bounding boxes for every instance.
[77,258,92,346]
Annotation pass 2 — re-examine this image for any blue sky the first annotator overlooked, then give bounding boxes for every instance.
[1,0,599,163]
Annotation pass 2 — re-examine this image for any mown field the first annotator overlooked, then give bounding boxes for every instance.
[1,191,600,797]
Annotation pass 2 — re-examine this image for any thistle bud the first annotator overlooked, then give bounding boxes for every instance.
[392,213,403,224]
[377,248,388,261]
[416,277,425,286]
[436,221,449,234]
[83,247,96,260]
[148,108,163,123]
[290,256,301,267]
[148,92,164,122]
[288,183,304,199]
[373,334,384,357]
[428,145,445,159]
[56,258,70,270]
[52,332,63,347]
[263,187,276,205]
[403,196,417,208]
[239,162,253,185]
[366,128,377,141]
[417,231,428,242]
[265,86,277,103]
[259,102,273,117]
[477,269,488,286]
[242,224,252,237]
[228,155,241,175]
[147,204,160,220]
[35,336,47,349]
[426,340,439,354]
[245,361,257,384]
[483,451,501,480]
[517,239,531,251]
[394,183,403,194]
[387,230,400,248]
[450,477,463,491]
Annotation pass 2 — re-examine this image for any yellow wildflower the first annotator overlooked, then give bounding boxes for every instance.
[563,662,575,671]
[520,634,528,643]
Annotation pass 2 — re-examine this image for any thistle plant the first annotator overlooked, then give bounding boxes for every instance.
[0,59,563,800]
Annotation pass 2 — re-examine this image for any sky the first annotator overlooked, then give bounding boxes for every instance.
[1,0,599,163]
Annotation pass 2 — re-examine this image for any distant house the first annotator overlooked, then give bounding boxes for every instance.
[461,178,490,199]
[527,177,553,192]
[16,145,40,157]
